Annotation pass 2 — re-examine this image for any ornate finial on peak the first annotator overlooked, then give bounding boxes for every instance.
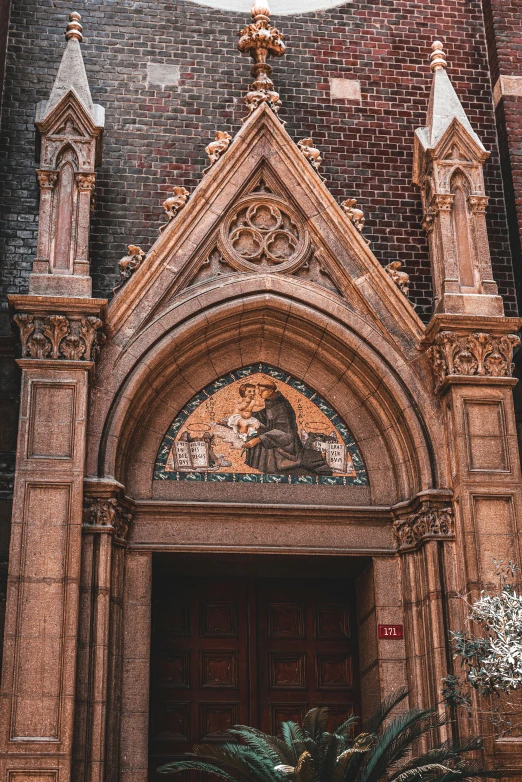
[65,11,83,42]
[238,0,285,120]
[251,0,271,19]
[430,40,447,71]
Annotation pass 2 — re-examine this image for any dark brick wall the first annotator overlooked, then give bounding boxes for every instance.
[481,0,522,308]
[0,0,518,326]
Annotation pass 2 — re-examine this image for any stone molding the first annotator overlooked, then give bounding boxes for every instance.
[83,497,133,541]
[13,312,104,361]
[429,330,520,393]
[493,74,522,107]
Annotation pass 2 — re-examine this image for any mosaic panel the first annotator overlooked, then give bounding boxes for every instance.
[154,364,367,486]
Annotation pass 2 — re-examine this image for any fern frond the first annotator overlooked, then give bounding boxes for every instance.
[359,708,443,782]
[295,751,318,782]
[280,722,306,763]
[392,764,453,782]
[228,727,289,765]
[156,759,241,781]
[363,687,409,734]
[191,742,281,782]
[334,715,359,738]
[303,708,329,742]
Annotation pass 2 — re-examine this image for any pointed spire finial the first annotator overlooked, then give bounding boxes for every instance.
[430,40,447,72]
[65,11,83,42]
[238,0,285,120]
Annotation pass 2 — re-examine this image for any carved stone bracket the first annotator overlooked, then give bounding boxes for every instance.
[13,312,105,361]
[83,497,133,542]
[393,502,454,552]
[429,330,520,393]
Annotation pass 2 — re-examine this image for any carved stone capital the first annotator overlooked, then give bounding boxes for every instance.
[429,330,520,393]
[467,195,489,215]
[431,193,454,213]
[13,312,105,361]
[75,172,96,192]
[36,169,59,189]
[83,497,133,541]
[393,503,454,551]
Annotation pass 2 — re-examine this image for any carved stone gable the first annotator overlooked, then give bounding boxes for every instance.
[108,102,422,351]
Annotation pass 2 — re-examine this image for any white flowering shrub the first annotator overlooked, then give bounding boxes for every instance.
[442,561,522,736]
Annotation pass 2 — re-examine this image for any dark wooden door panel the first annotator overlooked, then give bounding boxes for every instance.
[150,578,249,773]
[256,579,358,736]
[149,574,359,778]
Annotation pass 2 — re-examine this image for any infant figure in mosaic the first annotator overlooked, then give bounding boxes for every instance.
[227,382,264,440]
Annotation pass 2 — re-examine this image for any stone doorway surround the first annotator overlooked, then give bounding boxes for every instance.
[3,10,522,782]
[118,544,406,782]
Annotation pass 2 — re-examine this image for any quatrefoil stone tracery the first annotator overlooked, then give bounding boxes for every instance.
[219,194,311,273]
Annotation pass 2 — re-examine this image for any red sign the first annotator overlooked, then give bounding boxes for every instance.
[378,624,403,639]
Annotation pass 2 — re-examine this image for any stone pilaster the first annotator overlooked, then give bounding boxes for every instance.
[0,294,106,782]
[73,483,132,782]
[392,490,456,742]
[424,313,522,741]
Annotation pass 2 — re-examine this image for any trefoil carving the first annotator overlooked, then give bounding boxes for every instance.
[83,498,133,541]
[429,331,520,393]
[14,313,105,361]
[394,505,454,551]
[218,192,311,274]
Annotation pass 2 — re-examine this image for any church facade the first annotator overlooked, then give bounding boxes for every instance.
[1,0,522,781]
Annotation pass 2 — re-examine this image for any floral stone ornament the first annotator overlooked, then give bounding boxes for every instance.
[155,364,367,485]
[238,0,285,118]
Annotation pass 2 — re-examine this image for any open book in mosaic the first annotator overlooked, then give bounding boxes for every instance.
[155,364,367,486]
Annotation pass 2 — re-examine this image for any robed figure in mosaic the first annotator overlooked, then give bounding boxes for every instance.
[243,380,333,475]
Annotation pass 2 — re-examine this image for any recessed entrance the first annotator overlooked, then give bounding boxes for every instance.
[149,554,363,778]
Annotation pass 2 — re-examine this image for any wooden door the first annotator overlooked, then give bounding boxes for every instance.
[256,579,358,735]
[149,575,358,777]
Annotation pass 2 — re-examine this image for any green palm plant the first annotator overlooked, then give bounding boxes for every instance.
[157,688,500,782]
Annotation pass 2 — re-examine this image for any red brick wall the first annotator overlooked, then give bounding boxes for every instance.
[0,0,518,324]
